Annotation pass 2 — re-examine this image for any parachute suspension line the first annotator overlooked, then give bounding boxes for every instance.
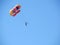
[21,0,28,26]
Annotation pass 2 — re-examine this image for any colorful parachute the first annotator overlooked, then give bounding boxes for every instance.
[9,4,21,16]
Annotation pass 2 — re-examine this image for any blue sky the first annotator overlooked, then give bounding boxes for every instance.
[0,0,60,45]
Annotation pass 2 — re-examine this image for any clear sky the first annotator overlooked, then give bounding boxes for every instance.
[0,0,60,45]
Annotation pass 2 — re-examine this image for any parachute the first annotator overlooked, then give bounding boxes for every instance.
[9,4,21,16]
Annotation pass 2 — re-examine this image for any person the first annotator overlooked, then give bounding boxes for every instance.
[25,22,28,26]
